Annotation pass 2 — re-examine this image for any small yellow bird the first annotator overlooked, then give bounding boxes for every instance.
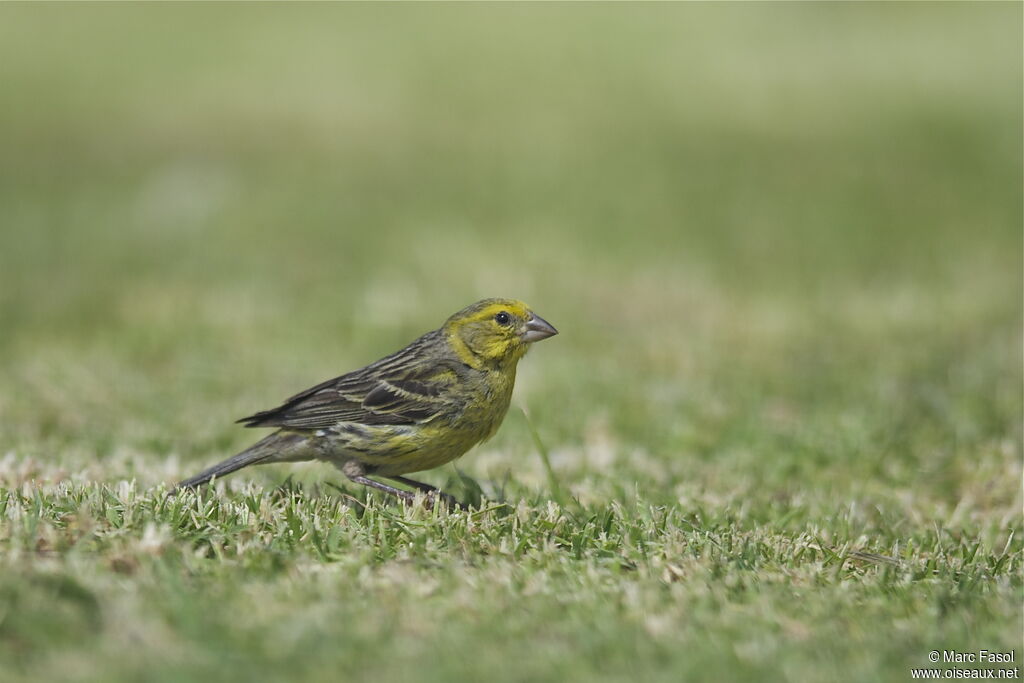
[174,298,557,507]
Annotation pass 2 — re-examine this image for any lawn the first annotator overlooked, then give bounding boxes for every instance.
[0,4,1021,682]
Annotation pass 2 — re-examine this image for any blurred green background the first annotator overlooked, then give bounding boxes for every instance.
[1,3,1018,493]
[0,4,1020,681]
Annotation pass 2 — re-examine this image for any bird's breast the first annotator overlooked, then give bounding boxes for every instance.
[455,367,515,440]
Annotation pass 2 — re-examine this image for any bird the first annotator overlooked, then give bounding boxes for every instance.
[173,298,558,508]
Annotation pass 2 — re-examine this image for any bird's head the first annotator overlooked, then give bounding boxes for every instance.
[444,298,558,369]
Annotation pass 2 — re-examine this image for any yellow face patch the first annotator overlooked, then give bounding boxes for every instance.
[444,298,535,368]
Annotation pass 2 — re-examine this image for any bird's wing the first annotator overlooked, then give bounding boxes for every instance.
[236,332,464,430]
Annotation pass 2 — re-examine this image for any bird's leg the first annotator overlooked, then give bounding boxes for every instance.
[337,460,465,510]
[346,474,418,505]
[336,461,416,505]
[385,475,467,510]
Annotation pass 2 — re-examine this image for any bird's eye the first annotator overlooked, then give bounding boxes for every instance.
[494,311,511,326]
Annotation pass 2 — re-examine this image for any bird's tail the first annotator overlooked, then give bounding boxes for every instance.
[171,431,309,492]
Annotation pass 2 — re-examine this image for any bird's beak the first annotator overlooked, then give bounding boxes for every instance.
[522,314,558,343]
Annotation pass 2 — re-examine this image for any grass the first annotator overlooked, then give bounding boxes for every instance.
[0,4,1021,682]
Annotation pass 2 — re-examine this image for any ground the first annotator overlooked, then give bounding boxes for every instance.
[0,4,1021,682]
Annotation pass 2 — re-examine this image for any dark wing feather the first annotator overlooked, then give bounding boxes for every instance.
[236,330,464,430]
